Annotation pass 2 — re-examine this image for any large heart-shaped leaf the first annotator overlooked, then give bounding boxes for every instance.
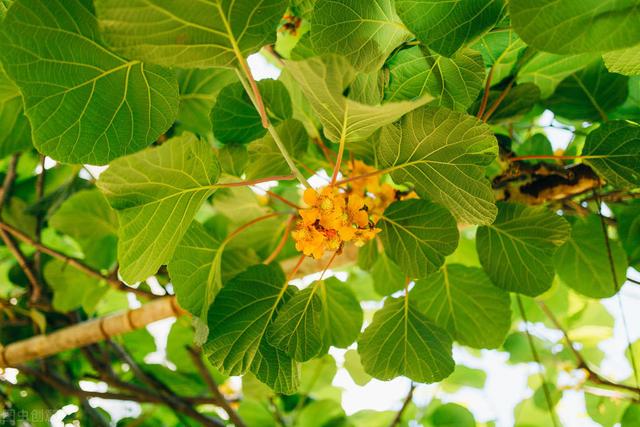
[554,216,628,298]
[604,46,640,76]
[517,52,598,98]
[583,120,640,188]
[379,199,459,279]
[412,264,511,349]
[476,203,570,296]
[310,0,412,72]
[204,264,294,375]
[283,55,430,144]
[358,297,454,383]
[510,0,640,54]
[396,0,505,57]
[377,106,498,225]
[94,0,287,68]
[0,0,179,164]
[97,134,220,283]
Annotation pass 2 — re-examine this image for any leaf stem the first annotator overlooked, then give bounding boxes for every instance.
[476,66,494,119]
[264,215,296,264]
[318,250,339,281]
[224,211,292,245]
[516,295,560,427]
[482,79,513,122]
[389,383,415,427]
[216,174,294,188]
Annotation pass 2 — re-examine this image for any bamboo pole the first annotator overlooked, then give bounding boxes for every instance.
[0,296,184,368]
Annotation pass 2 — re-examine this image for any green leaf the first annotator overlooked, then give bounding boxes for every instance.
[441,365,486,391]
[509,0,640,54]
[94,0,287,68]
[297,400,346,427]
[211,79,292,144]
[0,67,31,158]
[622,404,640,427]
[43,260,108,314]
[517,52,598,98]
[267,277,363,361]
[177,68,237,136]
[379,199,459,279]
[97,134,220,283]
[343,349,372,386]
[167,221,259,322]
[604,46,640,76]
[586,393,628,427]
[533,383,561,410]
[554,215,627,298]
[218,144,248,177]
[482,83,541,122]
[245,119,308,179]
[370,251,405,295]
[582,120,640,188]
[377,106,498,225]
[611,200,640,267]
[358,297,454,383]
[284,55,430,144]
[429,403,475,427]
[267,283,326,361]
[49,189,118,270]
[319,277,363,348]
[476,203,570,296]
[0,0,179,164]
[545,60,628,121]
[204,264,292,375]
[237,400,276,427]
[250,339,300,394]
[473,29,527,85]
[412,264,511,349]
[310,0,411,72]
[396,0,505,57]
[385,46,485,112]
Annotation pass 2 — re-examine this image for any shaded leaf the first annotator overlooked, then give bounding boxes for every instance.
[555,215,627,298]
[517,52,598,98]
[379,199,459,279]
[43,260,108,314]
[413,264,511,349]
[583,120,640,188]
[358,297,454,383]
[0,67,30,157]
[476,203,570,296]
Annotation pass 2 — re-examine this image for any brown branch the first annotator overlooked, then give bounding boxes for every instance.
[389,383,415,427]
[0,221,152,299]
[187,346,247,427]
[108,340,223,427]
[538,301,640,398]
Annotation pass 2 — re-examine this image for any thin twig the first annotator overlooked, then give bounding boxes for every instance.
[516,296,560,427]
[483,79,514,122]
[389,383,415,427]
[538,301,640,397]
[34,155,46,280]
[108,340,224,427]
[187,346,247,427]
[264,215,296,265]
[476,66,494,119]
[593,189,640,389]
[0,154,43,304]
[0,221,152,298]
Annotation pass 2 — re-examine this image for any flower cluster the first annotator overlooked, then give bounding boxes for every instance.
[292,160,406,259]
